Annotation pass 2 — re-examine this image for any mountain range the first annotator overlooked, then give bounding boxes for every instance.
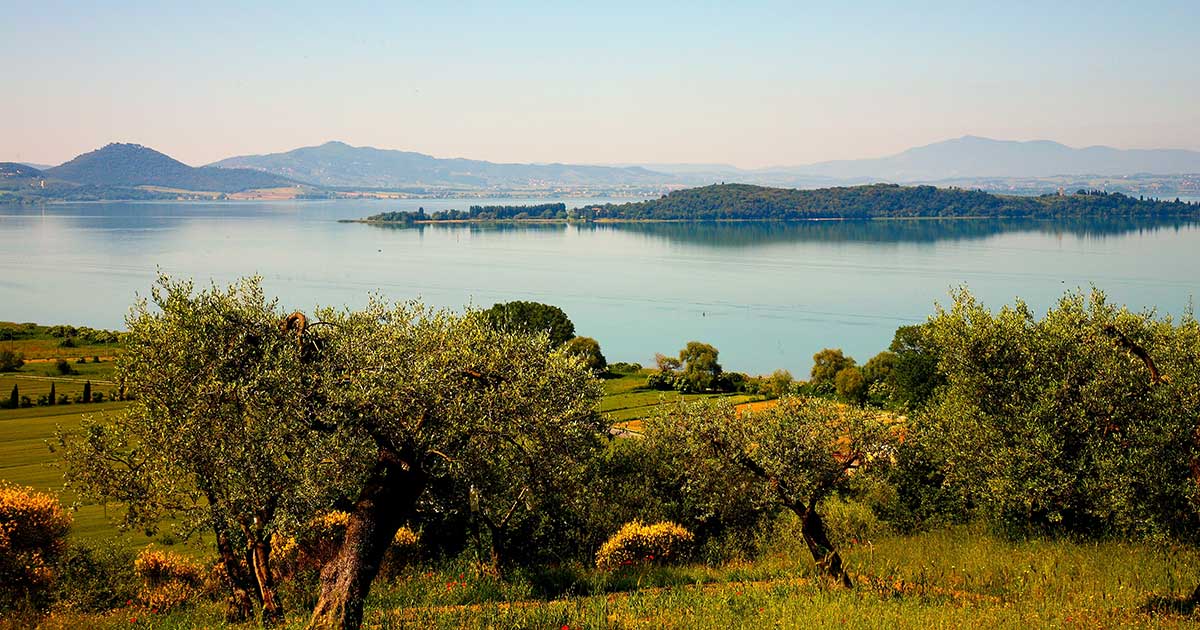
[210,141,670,189]
[5,136,1200,202]
[629,136,1200,187]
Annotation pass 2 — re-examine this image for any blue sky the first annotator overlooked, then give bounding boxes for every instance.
[2,1,1198,167]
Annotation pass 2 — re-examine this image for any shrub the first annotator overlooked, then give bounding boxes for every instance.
[55,359,74,375]
[134,547,203,587]
[274,511,350,580]
[51,541,137,612]
[0,349,24,372]
[133,547,203,612]
[378,526,421,580]
[595,521,694,571]
[608,362,642,375]
[0,482,73,611]
[817,496,885,549]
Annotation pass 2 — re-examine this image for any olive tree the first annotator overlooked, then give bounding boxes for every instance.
[918,288,1200,540]
[304,299,601,630]
[56,276,349,625]
[647,396,899,586]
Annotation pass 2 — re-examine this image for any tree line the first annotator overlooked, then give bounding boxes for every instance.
[586,183,1200,221]
[363,203,569,224]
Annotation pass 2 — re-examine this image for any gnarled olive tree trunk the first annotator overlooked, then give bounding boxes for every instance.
[214,524,258,623]
[306,449,427,630]
[798,500,852,588]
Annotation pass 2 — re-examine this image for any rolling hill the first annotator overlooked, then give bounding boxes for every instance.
[210,140,675,189]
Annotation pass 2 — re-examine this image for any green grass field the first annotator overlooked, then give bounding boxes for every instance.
[1,359,118,404]
[0,401,203,552]
[599,371,758,426]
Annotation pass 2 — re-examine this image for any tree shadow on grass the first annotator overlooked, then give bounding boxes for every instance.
[1142,594,1199,617]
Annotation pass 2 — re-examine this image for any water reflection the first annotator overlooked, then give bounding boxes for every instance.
[364,216,1200,247]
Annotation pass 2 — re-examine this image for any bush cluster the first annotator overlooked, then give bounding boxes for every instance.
[132,547,205,611]
[0,483,72,612]
[595,521,694,571]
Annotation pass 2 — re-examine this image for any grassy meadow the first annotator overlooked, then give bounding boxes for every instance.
[22,528,1200,629]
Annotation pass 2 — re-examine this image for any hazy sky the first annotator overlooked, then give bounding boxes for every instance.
[3,1,1198,168]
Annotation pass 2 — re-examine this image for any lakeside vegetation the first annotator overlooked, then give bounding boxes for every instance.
[3,280,1200,628]
[349,183,1200,226]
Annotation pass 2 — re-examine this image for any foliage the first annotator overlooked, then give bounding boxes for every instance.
[0,349,24,372]
[132,548,206,612]
[134,548,203,588]
[480,300,576,346]
[0,482,72,611]
[595,521,694,571]
[677,341,723,393]
[810,348,856,394]
[50,541,137,613]
[564,336,607,373]
[607,362,642,374]
[306,297,604,627]
[647,397,901,584]
[916,287,1200,539]
[887,326,943,410]
[592,183,1200,221]
[55,275,350,623]
[834,366,867,403]
[365,203,568,223]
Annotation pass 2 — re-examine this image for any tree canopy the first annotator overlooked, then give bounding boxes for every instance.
[480,301,576,347]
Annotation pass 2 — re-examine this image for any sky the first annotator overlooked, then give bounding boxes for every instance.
[3,1,1199,169]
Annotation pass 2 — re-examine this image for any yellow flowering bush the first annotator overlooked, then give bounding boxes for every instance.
[274,510,351,579]
[0,482,72,610]
[134,547,203,587]
[276,511,420,580]
[595,520,693,571]
[379,526,421,580]
[133,547,203,611]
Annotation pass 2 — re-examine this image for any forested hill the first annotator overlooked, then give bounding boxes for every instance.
[46,143,298,193]
[591,183,1199,220]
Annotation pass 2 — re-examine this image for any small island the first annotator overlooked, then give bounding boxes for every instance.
[346,183,1200,225]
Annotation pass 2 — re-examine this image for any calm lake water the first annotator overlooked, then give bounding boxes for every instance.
[2,198,1199,375]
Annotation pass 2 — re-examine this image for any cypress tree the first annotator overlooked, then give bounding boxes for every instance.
[49,382,56,405]
[83,381,92,404]
[7,385,16,409]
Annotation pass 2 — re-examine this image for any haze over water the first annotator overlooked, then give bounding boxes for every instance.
[3,198,1199,375]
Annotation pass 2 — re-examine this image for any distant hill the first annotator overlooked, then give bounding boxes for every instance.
[0,162,44,179]
[210,140,675,189]
[589,183,1199,221]
[639,136,1200,187]
[794,136,1200,181]
[46,143,299,193]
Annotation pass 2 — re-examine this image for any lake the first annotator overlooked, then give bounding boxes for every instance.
[2,198,1199,375]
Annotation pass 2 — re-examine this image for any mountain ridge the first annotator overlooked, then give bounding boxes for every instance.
[209,140,674,189]
[635,136,1200,186]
